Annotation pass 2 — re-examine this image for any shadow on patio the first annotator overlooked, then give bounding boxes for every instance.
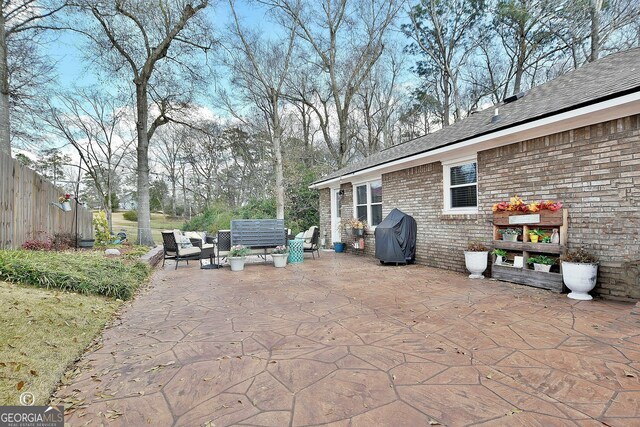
[56,251,640,426]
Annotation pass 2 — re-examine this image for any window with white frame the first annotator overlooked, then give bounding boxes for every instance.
[443,157,478,213]
[354,180,383,226]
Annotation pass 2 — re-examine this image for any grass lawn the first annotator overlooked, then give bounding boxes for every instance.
[110,212,185,243]
[0,281,120,405]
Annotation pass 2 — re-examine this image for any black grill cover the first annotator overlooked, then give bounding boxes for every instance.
[374,208,417,264]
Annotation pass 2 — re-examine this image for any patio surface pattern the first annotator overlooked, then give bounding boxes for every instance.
[56,252,640,426]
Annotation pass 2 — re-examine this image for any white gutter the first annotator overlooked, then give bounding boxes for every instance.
[310,91,640,189]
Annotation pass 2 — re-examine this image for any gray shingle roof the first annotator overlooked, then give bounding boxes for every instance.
[314,47,640,185]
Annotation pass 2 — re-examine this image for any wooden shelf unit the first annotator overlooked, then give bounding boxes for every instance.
[491,209,568,292]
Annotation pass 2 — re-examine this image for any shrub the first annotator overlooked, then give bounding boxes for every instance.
[123,210,138,222]
[21,239,53,251]
[561,248,598,263]
[466,241,488,252]
[93,211,111,246]
[52,232,75,250]
[0,250,150,300]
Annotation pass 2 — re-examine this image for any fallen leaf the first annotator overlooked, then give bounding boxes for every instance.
[428,420,441,425]
[30,370,38,376]
[624,371,636,378]
[486,372,493,379]
[16,381,24,391]
[96,393,114,399]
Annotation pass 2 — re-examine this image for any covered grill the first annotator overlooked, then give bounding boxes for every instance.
[374,208,417,264]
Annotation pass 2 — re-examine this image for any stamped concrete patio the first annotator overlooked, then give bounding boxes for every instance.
[56,252,640,426]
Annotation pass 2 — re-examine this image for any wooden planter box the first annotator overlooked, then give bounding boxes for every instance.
[491,209,568,293]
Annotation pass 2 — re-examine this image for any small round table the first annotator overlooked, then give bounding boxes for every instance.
[288,239,304,264]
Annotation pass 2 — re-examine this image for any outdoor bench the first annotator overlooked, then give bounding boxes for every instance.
[230,219,287,257]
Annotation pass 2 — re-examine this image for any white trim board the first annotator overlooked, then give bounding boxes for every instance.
[310,92,640,189]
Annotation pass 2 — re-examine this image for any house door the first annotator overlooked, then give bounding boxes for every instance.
[331,188,342,245]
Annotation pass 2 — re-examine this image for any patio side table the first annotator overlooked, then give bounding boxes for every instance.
[200,246,220,269]
[288,239,304,264]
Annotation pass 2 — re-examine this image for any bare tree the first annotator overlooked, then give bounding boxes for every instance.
[45,89,135,232]
[1,0,66,156]
[72,0,211,245]
[152,123,184,217]
[492,0,559,94]
[353,50,404,156]
[221,0,298,219]
[546,0,640,67]
[267,0,402,168]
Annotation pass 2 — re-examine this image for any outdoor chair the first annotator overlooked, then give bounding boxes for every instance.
[161,231,201,269]
[303,226,320,259]
[216,230,231,264]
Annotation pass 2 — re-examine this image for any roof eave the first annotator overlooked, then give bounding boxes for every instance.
[310,89,640,190]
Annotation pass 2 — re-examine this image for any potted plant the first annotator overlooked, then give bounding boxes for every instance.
[334,242,345,253]
[339,218,368,237]
[561,248,598,300]
[464,242,488,279]
[501,228,521,242]
[526,255,555,272]
[528,229,544,243]
[541,235,552,243]
[229,245,250,271]
[59,194,72,212]
[492,248,507,265]
[272,245,288,268]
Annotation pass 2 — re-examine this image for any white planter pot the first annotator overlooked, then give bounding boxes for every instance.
[533,263,552,272]
[562,261,598,300]
[229,256,245,272]
[61,201,72,212]
[502,234,518,242]
[272,253,287,268]
[464,251,488,279]
[495,255,504,265]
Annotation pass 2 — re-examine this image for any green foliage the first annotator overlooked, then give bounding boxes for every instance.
[93,211,111,246]
[527,255,556,265]
[529,229,545,237]
[0,250,150,300]
[229,245,251,257]
[123,210,138,222]
[183,198,277,233]
[285,165,320,235]
[105,192,120,210]
[492,248,508,257]
[502,228,522,235]
[149,180,168,212]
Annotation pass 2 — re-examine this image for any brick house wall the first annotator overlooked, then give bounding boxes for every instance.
[319,114,640,300]
[319,188,331,249]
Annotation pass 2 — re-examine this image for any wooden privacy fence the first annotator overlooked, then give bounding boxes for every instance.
[0,151,93,249]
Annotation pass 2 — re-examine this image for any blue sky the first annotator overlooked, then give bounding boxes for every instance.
[49,2,270,89]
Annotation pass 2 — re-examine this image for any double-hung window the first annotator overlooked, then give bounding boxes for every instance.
[443,156,478,214]
[354,180,383,227]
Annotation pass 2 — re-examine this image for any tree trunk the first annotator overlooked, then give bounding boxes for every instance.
[135,83,154,245]
[171,176,177,217]
[271,91,285,219]
[106,186,113,234]
[442,75,450,127]
[0,23,10,156]
[589,0,603,62]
